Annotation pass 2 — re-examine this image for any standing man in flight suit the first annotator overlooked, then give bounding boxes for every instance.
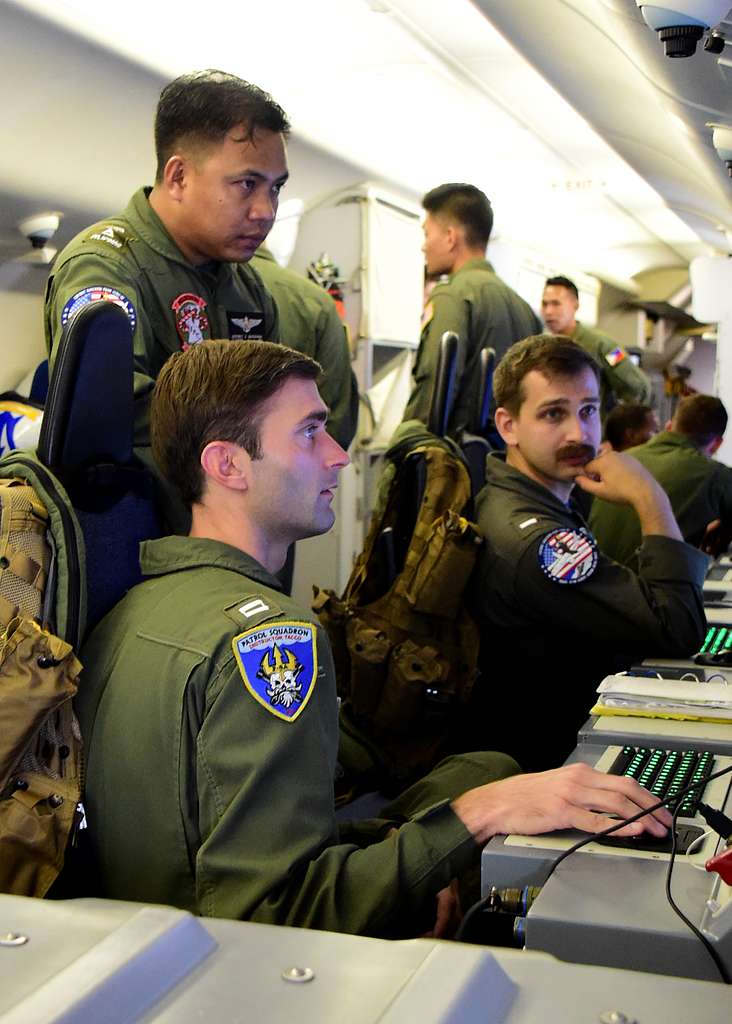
[44,69,289,464]
[402,183,541,437]
[541,275,651,417]
[468,335,707,773]
[251,246,359,451]
[75,338,671,937]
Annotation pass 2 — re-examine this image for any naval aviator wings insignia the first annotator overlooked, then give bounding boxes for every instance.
[232,620,317,722]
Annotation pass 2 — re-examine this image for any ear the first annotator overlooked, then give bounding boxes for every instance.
[494,406,518,447]
[200,441,250,492]
[664,419,673,431]
[706,436,724,456]
[161,154,189,201]
[445,223,460,252]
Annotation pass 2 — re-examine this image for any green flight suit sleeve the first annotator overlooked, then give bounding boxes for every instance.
[595,335,652,405]
[193,652,477,937]
[403,289,468,424]
[511,532,707,657]
[313,303,359,450]
[44,253,156,448]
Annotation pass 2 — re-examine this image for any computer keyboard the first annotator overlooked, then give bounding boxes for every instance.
[607,745,714,816]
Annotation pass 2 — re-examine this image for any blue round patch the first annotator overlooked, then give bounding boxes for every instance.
[61,286,137,330]
[538,528,598,585]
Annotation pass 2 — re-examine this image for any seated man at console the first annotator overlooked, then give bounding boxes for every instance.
[75,339,670,937]
[468,335,708,772]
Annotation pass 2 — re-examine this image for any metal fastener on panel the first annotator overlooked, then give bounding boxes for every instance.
[599,1013,636,1024]
[281,966,315,983]
[0,933,29,947]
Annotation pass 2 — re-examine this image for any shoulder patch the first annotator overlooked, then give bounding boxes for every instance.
[538,528,598,585]
[232,620,317,722]
[605,346,626,367]
[61,286,137,330]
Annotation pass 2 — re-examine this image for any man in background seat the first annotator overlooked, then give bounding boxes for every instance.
[591,393,732,566]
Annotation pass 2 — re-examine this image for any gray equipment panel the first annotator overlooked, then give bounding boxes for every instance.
[481,742,732,981]
[1,894,731,1022]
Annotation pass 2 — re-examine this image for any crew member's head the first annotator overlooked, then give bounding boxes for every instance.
[493,334,601,502]
[152,340,349,569]
[671,393,728,456]
[604,403,658,451]
[421,183,493,277]
[152,70,290,265]
[541,276,580,337]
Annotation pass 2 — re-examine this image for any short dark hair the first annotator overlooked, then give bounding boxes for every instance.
[151,340,320,506]
[673,393,728,448]
[545,276,579,300]
[422,183,493,248]
[154,70,290,181]
[494,334,601,415]
[604,404,654,450]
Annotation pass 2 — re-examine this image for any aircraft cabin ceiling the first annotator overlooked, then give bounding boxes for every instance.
[2,0,732,290]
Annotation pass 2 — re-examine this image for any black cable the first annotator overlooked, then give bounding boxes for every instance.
[697,801,732,840]
[454,891,493,943]
[479,760,732,982]
[664,798,731,984]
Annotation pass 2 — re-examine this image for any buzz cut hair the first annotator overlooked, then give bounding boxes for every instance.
[422,183,494,249]
[154,69,290,181]
[545,276,579,300]
[494,334,601,415]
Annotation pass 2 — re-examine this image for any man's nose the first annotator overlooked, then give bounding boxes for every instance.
[248,189,277,223]
[326,432,350,469]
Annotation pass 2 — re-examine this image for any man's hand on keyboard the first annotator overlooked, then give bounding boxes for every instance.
[451,762,673,845]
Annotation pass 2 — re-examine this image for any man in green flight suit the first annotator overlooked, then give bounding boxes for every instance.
[75,339,671,937]
[251,246,359,450]
[542,276,651,417]
[44,69,289,460]
[591,393,732,568]
[402,183,542,437]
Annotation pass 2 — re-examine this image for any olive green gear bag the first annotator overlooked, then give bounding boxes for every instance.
[0,456,86,897]
[314,430,483,792]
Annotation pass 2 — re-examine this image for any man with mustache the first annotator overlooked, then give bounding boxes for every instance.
[467,335,707,771]
[44,70,289,523]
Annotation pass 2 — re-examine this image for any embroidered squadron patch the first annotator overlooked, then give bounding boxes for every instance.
[233,620,317,722]
[227,312,264,340]
[538,528,598,585]
[172,293,210,349]
[61,286,137,330]
[605,346,627,367]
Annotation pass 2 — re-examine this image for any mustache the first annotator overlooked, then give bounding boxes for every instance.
[556,443,596,463]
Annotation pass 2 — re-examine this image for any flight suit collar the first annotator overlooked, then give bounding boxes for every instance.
[124,188,226,284]
[139,534,283,591]
[639,430,699,456]
[451,256,495,279]
[484,452,585,521]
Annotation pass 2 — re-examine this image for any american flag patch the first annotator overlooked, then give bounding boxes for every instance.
[538,528,598,585]
[605,347,626,367]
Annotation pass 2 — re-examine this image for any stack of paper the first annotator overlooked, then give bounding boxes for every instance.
[592,674,732,724]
